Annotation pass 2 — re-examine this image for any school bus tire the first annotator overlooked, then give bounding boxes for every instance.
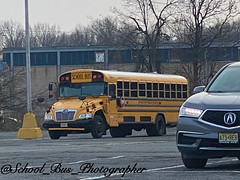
[109,127,126,138]
[48,130,61,139]
[146,115,166,136]
[91,115,106,139]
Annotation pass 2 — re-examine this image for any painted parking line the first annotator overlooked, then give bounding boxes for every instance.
[67,155,124,165]
[79,158,240,180]
[149,170,240,173]
[106,141,166,146]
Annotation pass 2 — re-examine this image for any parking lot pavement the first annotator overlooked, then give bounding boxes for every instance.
[0,128,239,180]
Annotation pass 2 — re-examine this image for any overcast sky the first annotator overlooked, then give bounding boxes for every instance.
[0,0,123,32]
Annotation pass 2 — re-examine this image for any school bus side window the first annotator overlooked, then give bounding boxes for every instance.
[183,84,188,98]
[139,82,146,97]
[131,82,137,97]
[147,83,152,98]
[165,84,170,98]
[171,84,176,98]
[124,81,130,97]
[159,83,164,98]
[153,83,158,98]
[177,84,182,98]
[117,81,123,97]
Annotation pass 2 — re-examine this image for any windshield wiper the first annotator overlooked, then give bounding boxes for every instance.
[208,90,240,93]
[208,91,227,93]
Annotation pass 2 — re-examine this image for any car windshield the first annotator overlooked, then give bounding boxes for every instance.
[59,82,107,97]
[208,66,240,92]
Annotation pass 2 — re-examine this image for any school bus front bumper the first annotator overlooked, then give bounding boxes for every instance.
[42,119,94,132]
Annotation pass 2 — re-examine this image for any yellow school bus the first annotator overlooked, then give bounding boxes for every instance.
[43,69,188,139]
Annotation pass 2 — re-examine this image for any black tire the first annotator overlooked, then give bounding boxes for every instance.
[146,115,166,136]
[109,127,126,138]
[91,115,106,138]
[49,130,61,139]
[181,154,207,168]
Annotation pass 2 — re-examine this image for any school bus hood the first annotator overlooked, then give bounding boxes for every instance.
[52,98,103,111]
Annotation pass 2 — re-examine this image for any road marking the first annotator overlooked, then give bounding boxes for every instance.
[107,155,124,159]
[214,158,238,163]
[78,158,240,180]
[106,141,165,146]
[145,165,184,172]
[149,170,240,173]
[67,155,124,165]
[67,158,100,165]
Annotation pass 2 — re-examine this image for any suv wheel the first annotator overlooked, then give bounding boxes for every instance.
[181,153,207,168]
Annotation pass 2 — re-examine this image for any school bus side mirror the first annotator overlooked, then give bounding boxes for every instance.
[48,83,53,91]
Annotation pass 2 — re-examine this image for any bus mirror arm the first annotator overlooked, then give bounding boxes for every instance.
[48,82,58,99]
[79,97,90,112]
[48,83,53,91]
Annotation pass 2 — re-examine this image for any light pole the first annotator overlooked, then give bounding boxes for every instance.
[17,0,42,139]
[25,0,32,112]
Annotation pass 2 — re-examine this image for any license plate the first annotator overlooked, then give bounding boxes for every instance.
[60,123,68,128]
[218,133,238,143]
[71,73,92,83]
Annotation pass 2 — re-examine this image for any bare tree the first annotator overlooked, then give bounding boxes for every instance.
[116,0,176,73]
[55,32,71,46]
[213,19,240,44]
[31,23,61,47]
[90,17,119,45]
[0,66,26,111]
[0,20,25,48]
[171,0,239,90]
[68,25,95,46]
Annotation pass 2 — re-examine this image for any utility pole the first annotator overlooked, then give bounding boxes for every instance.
[0,34,4,128]
[17,0,42,139]
[25,0,32,112]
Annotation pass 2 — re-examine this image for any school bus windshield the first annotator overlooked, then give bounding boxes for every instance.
[59,82,107,97]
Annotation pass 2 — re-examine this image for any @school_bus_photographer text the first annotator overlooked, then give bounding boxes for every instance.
[0,162,147,177]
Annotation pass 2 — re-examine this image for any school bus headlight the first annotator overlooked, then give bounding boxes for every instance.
[44,115,53,120]
[179,106,203,118]
[79,114,92,119]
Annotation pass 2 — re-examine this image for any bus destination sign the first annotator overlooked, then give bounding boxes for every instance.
[71,72,92,83]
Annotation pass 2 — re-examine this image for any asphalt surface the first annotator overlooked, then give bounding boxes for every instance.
[0,128,239,180]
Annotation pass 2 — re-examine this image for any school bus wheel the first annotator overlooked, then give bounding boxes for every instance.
[146,115,166,136]
[91,115,107,138]
[109,127,130,138]
[48,130,61,139]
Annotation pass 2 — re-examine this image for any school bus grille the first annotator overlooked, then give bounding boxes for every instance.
[55,110,76,121]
